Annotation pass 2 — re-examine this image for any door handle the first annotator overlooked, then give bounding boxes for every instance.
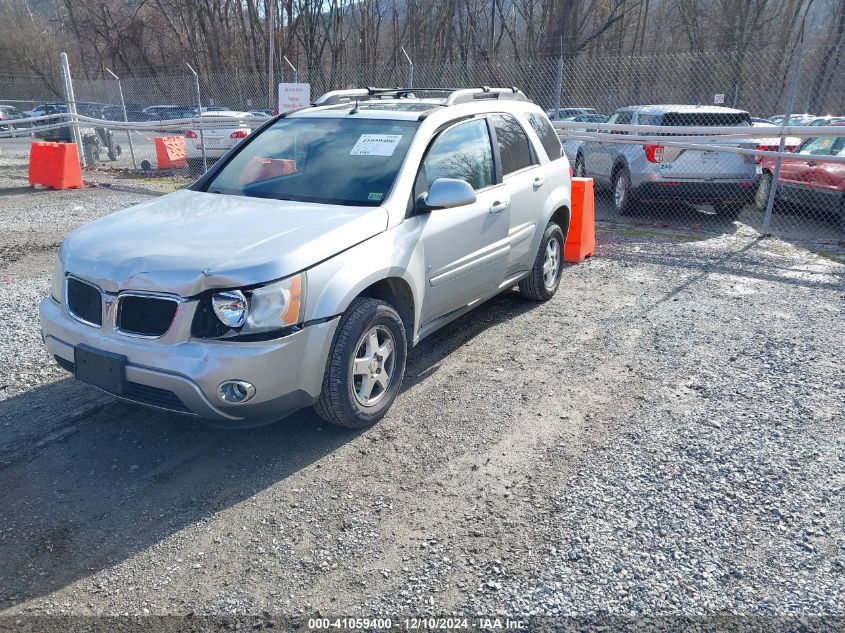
[533,176,546,188]
[807,160,818,167]
[489,201,509,215]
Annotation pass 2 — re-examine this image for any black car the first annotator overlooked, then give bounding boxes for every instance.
[101,106,155,122]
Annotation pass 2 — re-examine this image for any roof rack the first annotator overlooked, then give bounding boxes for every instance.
[444,86,526,105]
[313,86,526,107]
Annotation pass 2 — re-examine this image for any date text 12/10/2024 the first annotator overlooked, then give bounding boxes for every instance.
[307,617,527,630]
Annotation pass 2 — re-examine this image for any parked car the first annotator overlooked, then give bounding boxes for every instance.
[0,105,29,131]
[546,107,599,121]
[194,106,231,115]
[751,120,801,153]
[143,105,192,119]
[558,114,609,163]
[755,124,845,231]
[185,110,255,173]
[249,109,274,119]
[806,116,845,126]
[573,104,759,218]
[101,105,155,122]
[24,103,67,118]
[39,86,571,428]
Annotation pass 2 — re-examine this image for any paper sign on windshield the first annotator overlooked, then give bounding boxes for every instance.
[350,134,403,157]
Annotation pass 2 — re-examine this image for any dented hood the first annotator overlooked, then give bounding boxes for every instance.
[61,189,388,296]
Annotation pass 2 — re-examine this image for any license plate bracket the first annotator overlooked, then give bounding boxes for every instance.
[74,345,127,395]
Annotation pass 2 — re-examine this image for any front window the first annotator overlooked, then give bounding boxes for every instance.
[421,118,493,191]
[202,117,419,206]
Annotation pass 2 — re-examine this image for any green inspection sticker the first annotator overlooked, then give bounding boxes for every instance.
[368,192,384,201]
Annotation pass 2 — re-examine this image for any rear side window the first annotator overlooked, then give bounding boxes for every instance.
[491,114,536,175]
[662,112,751,127]
[527,113,562,160]
[423,118,493,191]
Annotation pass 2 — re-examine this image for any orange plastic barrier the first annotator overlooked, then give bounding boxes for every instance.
[28,142,83,190]
[154,136,188,169]
[564,177,596,263]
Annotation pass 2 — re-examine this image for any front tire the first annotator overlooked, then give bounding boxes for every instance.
[519,221,564,301]
[315,298,408,429]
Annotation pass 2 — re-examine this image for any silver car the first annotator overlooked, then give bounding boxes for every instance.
[40,87,572,429]
[572,105,760,218]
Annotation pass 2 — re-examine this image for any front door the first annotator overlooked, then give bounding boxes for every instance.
[416,118,511,326]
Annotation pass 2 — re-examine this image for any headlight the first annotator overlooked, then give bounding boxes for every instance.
[210,274,305,334]
[243,273,305,334]
[212,290,248,328]
[50,255,64,302]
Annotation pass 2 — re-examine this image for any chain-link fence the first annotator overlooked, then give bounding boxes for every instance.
[1,45,843,241]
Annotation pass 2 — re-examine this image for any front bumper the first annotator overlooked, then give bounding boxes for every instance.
[39,296,338,426]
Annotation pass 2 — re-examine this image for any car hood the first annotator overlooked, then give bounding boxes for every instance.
[61,189,388,296]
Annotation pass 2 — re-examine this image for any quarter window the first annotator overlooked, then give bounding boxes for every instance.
[527,113,563,161]
[491,114,536,175]
[422,119,493,191]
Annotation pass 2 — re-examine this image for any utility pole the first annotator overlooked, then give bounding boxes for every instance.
[268,0,275,110]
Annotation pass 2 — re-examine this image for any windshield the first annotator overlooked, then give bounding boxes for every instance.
[202,117,419,206]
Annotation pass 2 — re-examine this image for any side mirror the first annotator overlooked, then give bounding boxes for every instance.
[415,178,476,212]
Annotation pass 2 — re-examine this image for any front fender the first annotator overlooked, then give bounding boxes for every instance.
[304,220,426,338]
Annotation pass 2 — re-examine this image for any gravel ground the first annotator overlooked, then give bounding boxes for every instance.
[0,156,843,626]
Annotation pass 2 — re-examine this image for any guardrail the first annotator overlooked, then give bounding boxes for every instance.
[553,121,845,163]
[0,112,266,139]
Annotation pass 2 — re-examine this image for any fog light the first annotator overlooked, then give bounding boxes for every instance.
[217,380,256,404]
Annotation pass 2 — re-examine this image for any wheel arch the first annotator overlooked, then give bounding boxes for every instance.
[355,277,415,343]
[549,205,571,242]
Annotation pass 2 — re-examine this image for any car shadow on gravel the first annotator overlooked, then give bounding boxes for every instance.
[0,288,542,610]
[0,381,359,609]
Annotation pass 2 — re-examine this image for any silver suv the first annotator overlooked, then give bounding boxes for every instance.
[572,105,760,218]
[40,87,572,429]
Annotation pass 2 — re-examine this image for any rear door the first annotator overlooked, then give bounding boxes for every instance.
[780,136,837,188]
[657,111,757,181]
[416,118,510,326]
[490,113,551,275]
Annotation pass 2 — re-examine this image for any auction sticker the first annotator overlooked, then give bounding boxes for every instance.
[350,134,403,156]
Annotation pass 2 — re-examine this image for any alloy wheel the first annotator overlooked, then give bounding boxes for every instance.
[351,325,396,407]
[543,237,561,289]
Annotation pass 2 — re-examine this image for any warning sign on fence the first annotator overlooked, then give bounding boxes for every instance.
[278,83,311,113]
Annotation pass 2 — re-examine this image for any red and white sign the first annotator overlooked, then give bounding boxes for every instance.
[278,83,311,113]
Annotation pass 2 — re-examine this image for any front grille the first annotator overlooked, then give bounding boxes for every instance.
[54,355,191,414]
[66,277,102,326]
[116,295,179,337]
[123,382,191,413]
[54,355,74,372]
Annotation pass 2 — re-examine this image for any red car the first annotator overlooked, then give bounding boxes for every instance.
[756,122,845,231]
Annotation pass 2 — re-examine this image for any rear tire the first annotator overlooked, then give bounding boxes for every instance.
[314,298,407,429]
[755,171,774,212]
[715,202,743,221]
[612,167,636,216]
[518,221,564,301]
[574,153,586,178]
